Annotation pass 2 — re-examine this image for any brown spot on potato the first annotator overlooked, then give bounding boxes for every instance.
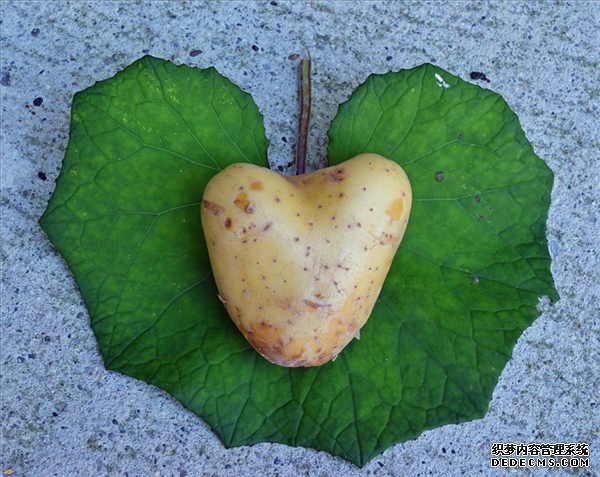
[386,198,405,221]
[304,300,323,309]
[223,217,232,228]
[328,168,345,182]
[234,192,254,213]
[250,181,263,190]
[379,232,399,245]
[202,199,224,216]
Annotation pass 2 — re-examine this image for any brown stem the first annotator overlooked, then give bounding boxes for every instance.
[295,50,311,176]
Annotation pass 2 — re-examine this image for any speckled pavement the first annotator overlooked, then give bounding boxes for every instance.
[1,2,599,476]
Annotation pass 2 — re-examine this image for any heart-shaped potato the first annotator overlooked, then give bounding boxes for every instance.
[201,153,411,367]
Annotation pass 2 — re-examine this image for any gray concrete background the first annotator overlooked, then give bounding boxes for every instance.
[1,1,599,476]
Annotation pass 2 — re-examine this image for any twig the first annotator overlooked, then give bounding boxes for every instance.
[295,49,312,175]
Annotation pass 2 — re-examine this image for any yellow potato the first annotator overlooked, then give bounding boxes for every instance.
[201,153,411,366]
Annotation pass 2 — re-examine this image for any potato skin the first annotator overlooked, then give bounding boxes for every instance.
[201,154,411,367]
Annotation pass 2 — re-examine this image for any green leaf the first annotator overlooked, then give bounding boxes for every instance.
[40,58,557,467]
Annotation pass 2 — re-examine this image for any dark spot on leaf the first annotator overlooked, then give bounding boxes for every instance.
[475,195,481,203]
[435,171,445,182]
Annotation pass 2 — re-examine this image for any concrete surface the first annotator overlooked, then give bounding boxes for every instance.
[1,1,599,476]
